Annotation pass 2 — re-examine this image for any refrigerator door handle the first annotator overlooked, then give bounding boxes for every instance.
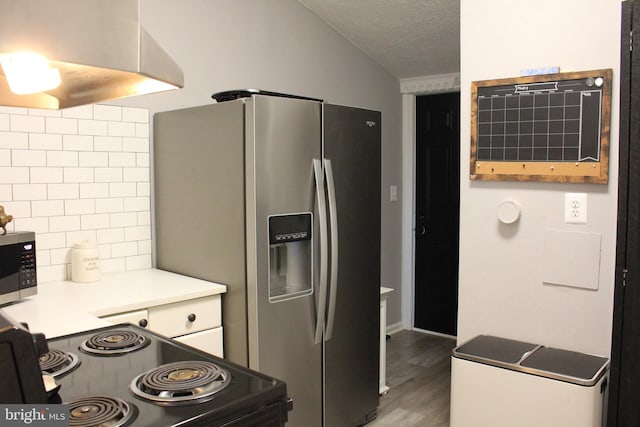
[313,159,329,345]
[324,158,339,341]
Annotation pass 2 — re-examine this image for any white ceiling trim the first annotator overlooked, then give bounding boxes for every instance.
[400,73,461,95]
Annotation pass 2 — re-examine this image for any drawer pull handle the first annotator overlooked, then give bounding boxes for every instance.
[138,319,148,328]
[187,313,196,323]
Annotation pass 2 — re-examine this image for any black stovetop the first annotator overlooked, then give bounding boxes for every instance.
[46,324,288,426]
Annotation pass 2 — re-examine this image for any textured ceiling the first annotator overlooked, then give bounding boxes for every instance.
[297,0,460,79]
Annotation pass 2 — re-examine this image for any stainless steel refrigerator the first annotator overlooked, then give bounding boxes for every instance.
[154,91,381,426]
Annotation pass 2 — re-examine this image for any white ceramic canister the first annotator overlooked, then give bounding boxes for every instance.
[71,240,101,283]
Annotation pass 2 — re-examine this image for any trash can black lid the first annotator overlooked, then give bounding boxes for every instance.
[453,335,539,364]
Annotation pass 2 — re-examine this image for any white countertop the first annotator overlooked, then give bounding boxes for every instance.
[2,269,226,338]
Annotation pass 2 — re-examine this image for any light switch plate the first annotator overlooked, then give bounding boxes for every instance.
[390,185,398,202]
[565,193,587,224]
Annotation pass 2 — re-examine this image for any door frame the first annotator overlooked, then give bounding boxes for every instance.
[399,73,461,331]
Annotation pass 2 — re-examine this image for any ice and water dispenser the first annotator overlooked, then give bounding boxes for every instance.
[268,213,313,302]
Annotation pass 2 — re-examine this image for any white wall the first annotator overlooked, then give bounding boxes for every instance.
[459,0,620,355]
[114,0,404,325]
[0,105,153,283]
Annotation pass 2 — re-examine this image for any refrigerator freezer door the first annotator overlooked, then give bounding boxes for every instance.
[323,104,381,426]
[245,95,323,427]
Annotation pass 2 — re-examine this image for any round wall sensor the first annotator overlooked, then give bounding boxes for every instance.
[497,200,520,224]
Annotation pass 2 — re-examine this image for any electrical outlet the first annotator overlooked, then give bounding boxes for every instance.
[565,193,587,224]
[390,185,398,202]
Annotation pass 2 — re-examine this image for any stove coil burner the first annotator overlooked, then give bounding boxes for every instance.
[39,349,80,378]
[80,330,150,356]
[130,360,231,405]
[67,396,137,427]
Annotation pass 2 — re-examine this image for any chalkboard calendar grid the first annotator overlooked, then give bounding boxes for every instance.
[470,69,611,183]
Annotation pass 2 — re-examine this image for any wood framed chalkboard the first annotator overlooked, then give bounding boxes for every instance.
[470,69,612,183]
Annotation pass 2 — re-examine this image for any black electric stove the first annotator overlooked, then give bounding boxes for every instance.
[42,324,291,427]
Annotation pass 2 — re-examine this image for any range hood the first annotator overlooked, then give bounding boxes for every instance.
[0,0,184,110]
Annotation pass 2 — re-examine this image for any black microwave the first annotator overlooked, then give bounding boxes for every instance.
[0,231,37,305]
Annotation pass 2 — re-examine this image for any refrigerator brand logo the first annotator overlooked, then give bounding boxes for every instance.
[275,232,308,241]
[366,121,376,127]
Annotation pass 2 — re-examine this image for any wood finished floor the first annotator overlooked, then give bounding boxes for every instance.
[369,330,456,427]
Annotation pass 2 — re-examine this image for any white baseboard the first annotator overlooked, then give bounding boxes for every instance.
[412,327,457,340]
[386,322,404,335]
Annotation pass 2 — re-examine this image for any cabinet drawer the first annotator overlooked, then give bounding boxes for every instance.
[174,327,224,357]
[101,309,149,328]
[148,295,221,338]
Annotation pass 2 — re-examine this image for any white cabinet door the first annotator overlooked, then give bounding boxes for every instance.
[174,327,224,358]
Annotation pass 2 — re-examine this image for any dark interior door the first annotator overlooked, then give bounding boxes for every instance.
[414,92,460,336]
[609,2,640,425]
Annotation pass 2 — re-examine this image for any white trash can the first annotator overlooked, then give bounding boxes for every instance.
[450,335,609,427]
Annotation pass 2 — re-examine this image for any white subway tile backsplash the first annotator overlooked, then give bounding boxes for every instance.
[125,226,151,241]
[80,183,109,199]
[64,168,94,183]
[30,133,63,150]
[32,200,64,217]
[50,248,71,265]
[137,211,151,226]
[13,184,47,201]
[137,182,150,197]
[47,151,78,167]
[109,152,136,167]
[48,183,79,200]
[62,105,93,120]
[63,135,93,151]
[65,199,95,215]
[66,230,97,247]
[0,131,29,149]
[94,105,122,121]
[37,265,67,283]
[94,136,122,152]
[1,201,31,218]
[123,107,149,123]
[12,150,47,167]
[109,182,136,197]
[124,167,149,182]
[101,257,125,273]
[0,167,29,184]
[79,152,108,167]
[94,168,123,183]
[49,215,80,232]
[0,149,9,166]
[97,228,125,244]
[36,232,66,250]
[11,115,45,133]
[136,153,149,167]
[123,137,149,153]
[81,213,110,230]
[0,107,26,114]
[135,123,150,138]
[36,250,51,267]
[0,114,9,131]
[108,121,136,137]
[95,198,123,213]
[14,216,49,233]
[0,104,150,283]
[126,254,152,270]
[0,184,11,200]
[28,109,61,118]
[46,117,78,134]
[138,239,152,255]
[30,167,63,184]
[123,196,150,212]
[111,241,138,257]
[110,212,137,228]
[78,119,108,136]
